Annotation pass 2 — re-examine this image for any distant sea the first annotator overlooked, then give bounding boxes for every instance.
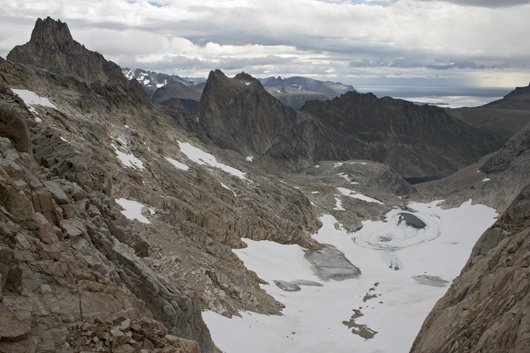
[393,95,502,108]
[355,86,511,108]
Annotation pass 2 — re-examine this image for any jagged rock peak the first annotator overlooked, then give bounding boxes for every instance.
[30,17,73,44]
[7,17,126,86]
[199,69,302,156]
[234,71,261,85]
[204,70,261,90]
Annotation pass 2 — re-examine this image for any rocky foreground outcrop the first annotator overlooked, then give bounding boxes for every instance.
[0,95,213,352]
[410,183,530,353]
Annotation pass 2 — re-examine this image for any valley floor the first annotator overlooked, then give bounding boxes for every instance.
[203,200,497,353]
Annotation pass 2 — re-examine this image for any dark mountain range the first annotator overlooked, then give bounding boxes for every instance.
[125,68,356,110]
[302,92,503,177]
[448,83,530,140]
[198,70,503,177]
[122,68,202,98]
[260,76,355,109]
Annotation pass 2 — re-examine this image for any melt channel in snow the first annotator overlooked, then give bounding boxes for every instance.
[203,199,497,353]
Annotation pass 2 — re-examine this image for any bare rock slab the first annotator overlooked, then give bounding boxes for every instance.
[304,244,361,281]
[0,303,31,342]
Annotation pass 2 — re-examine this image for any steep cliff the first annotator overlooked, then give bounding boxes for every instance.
[410,184,530,353]
[198,71,303,156]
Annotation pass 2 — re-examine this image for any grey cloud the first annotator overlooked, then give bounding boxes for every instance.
[415,0,530,7]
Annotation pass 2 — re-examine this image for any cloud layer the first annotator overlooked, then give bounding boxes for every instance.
[0,0,529,95]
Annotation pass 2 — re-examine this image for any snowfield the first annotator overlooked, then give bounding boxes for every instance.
[337,187,383,205]
[165,157,189,171]
[115,198,151,224]
[203,199,497,353]
[11,88,56,108]
[112,144,145,170]
[11,88,56,122]
[178,141,247,179]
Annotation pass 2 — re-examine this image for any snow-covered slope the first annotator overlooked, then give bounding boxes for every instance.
[203,200,497,353]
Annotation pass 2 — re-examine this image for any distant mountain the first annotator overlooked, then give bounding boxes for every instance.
[198,71,313,161]
[151,80,202,105]
[122,68,194,97]
[301,92,503,177]
[198,70,502,177]
[447,83,530,141]
[125,69,355,110]
[260,76,355,109]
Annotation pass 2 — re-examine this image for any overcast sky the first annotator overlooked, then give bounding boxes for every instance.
[1,0,529,96]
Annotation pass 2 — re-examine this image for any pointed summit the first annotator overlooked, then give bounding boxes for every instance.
[30,17,73,44]
[198,70,303,156]
[7,17,126,86]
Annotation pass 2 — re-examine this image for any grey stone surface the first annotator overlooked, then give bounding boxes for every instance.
[398,213,426,229]
[305,244,361,281]
[273,280,323,292]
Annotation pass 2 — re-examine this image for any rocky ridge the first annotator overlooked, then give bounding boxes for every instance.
[410,183,530,353]
[302,92,503,177]
[0,70,217,353]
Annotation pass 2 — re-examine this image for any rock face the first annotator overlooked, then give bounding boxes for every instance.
[0,90,216,352]
[410,184,530,353]
[7,17,126,86]
[302,92,503,177]
[198,70,311,158]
